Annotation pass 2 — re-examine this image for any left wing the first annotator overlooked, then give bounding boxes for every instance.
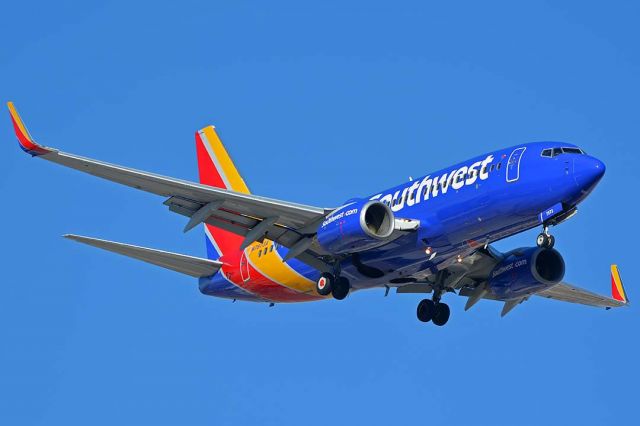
[8,102,334,262]
[536,265,629,308]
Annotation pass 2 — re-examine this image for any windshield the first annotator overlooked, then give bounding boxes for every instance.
[541,147,586,158]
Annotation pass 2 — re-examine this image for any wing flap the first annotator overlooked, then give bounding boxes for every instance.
[44,150,325,227]
[65,234,223,278]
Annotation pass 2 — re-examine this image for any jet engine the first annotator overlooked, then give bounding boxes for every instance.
[317,199,395,254]
[487,247,565,299]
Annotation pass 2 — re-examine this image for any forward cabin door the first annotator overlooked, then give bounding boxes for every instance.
[506,147,526,183]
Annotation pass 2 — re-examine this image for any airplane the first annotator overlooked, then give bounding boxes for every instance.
[7,102,629,326]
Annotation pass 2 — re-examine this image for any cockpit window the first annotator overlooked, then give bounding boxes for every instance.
[542,146,586,158]
[561,147,584,154]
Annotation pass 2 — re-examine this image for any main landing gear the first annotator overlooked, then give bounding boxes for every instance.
[536,225,555,249]
[316,273,350,300]
[416,271,451,326]
[416,296,450,326]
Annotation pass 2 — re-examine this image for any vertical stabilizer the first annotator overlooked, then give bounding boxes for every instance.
[195,126,249,258]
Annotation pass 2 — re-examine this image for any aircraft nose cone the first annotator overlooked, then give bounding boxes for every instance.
[574,156,606,190]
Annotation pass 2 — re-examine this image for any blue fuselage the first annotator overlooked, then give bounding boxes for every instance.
[338,141,604,289]
[202,141,605,300]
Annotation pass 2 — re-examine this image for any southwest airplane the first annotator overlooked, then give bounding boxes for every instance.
[7,102,629,326]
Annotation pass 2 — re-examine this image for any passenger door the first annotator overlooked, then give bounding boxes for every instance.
[240,250,251,282]
[506,147,526,183]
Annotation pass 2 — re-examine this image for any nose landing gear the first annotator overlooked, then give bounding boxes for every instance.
[536,225,555,249]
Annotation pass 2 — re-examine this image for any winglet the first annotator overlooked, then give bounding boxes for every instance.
[611,264,629,304]
[7,102,53,156]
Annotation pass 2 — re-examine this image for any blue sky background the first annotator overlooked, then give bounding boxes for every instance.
[1,1,638,424]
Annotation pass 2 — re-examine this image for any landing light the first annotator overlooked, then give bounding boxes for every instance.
[425,247,432,256]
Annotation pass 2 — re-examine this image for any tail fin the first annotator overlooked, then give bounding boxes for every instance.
[195,126,249,258]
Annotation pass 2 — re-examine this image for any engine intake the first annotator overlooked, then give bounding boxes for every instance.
[317,200,395,254]
[488,247,565,299]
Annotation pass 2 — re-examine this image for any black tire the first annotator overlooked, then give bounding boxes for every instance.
[316,273,334,296]
[331,277,350,300]
[537,233,555,249]
[546,234,555,249]
[417,299,435,322]
[432,303,450,326]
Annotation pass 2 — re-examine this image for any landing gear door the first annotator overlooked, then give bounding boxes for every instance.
[506,147,526,183]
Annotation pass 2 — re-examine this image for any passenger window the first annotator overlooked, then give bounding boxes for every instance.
[490,164,495,172]
[497,162,502,170]
[263,248,268,255]
[258,250,262,258]
[270,245,274,252]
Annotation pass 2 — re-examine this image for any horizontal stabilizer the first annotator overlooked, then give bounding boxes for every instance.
[64,234,222,278]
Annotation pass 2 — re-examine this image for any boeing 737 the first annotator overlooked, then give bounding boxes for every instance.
[7,102,629,325]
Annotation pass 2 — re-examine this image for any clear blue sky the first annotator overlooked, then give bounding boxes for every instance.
[1,1,638,425]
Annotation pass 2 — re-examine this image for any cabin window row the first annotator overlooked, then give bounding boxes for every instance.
[257,244,275,257]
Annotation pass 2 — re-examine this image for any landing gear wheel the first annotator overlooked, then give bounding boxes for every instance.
[547,235,555,248]
[417,299,435,322]
[432,303,450,326]
[536,233,555,249]
[331,277,350,300]
[316,273,334,296]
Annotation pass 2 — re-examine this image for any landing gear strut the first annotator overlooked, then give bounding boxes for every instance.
[416,274,451,326]
[316,273,350,300]
[536,225,555,249]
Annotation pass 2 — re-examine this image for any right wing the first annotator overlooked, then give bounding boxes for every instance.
[536,265,629,308]
[8,102,334,260]
[398,247,629,314]
[65,234,223,278]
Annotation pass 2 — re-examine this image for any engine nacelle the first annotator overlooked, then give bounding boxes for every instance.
[488,247,565,299]
[317,199,395,254]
